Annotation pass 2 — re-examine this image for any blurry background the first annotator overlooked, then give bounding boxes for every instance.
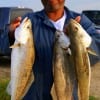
[0,0,100,12]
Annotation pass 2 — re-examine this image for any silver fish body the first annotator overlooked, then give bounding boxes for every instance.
[67,19,91,100]
[52,30,76,100]
[7,17,35,100]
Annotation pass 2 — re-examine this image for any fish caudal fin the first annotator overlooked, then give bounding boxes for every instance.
[6,81,12,95]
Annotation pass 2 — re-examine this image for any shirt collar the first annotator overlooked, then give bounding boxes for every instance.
[35,7,73,29]
[49,10,67,31]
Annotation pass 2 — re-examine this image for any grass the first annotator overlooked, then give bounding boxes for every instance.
[0,78,100,100]
[0,79,11,100]
[89,96,100,100]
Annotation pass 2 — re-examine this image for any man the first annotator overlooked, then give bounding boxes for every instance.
[0,0,100,100]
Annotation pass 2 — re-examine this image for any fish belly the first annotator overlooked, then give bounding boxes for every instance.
[11,42,35,100]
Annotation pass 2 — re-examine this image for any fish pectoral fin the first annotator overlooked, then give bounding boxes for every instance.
[51,83,57,100]
[6,80,12,95]
[67,48,72,55]
[21,71,34,98]
[87,48,98,56]
[9,43,21,48]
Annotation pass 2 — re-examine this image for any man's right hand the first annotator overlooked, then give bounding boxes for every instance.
[8,17,22,41]
[8,17,22,45]
[9,17,22,33]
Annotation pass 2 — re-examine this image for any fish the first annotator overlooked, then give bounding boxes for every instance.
[6,17,35,100]
[51,30,76,100]
[67,19,91,100]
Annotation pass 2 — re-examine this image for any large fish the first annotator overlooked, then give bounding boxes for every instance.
[6,17,35,100]
[51,30,76,100]
[67,19,92,100]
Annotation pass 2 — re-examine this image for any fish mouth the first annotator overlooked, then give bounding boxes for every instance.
[24,17,30,23]
[69,19,81,28]
[20,17,31,28]
[22,17,30,24]
[68,19,81,32]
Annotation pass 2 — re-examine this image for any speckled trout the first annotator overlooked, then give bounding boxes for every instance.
[51,30,76,100]
[6,17,35,100]
[67,19,92,100]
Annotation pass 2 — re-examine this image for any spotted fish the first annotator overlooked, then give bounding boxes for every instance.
[6,17,35,100]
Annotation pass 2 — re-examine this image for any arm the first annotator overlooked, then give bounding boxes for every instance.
[0,27,11,56]
[0,17,21,56]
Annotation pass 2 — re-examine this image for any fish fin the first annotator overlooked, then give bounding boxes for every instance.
[6,80,12,95]
[67,48,72,55]
[51,83,57,100]
[21,71,34,98]
[64,48,72,55]
[87,48,98,56]
[9,43,21,48]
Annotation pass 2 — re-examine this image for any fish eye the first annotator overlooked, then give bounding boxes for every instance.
[74,26,78,32]
[27,26,30,29]
[57,34,60,37]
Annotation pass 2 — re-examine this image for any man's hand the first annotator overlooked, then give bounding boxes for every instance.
[75,16,81,23]
[75,16,92,47]
[8,17,22,40]
[64,16,92,48]
[64,16,81,33]
[9,17,22,33]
